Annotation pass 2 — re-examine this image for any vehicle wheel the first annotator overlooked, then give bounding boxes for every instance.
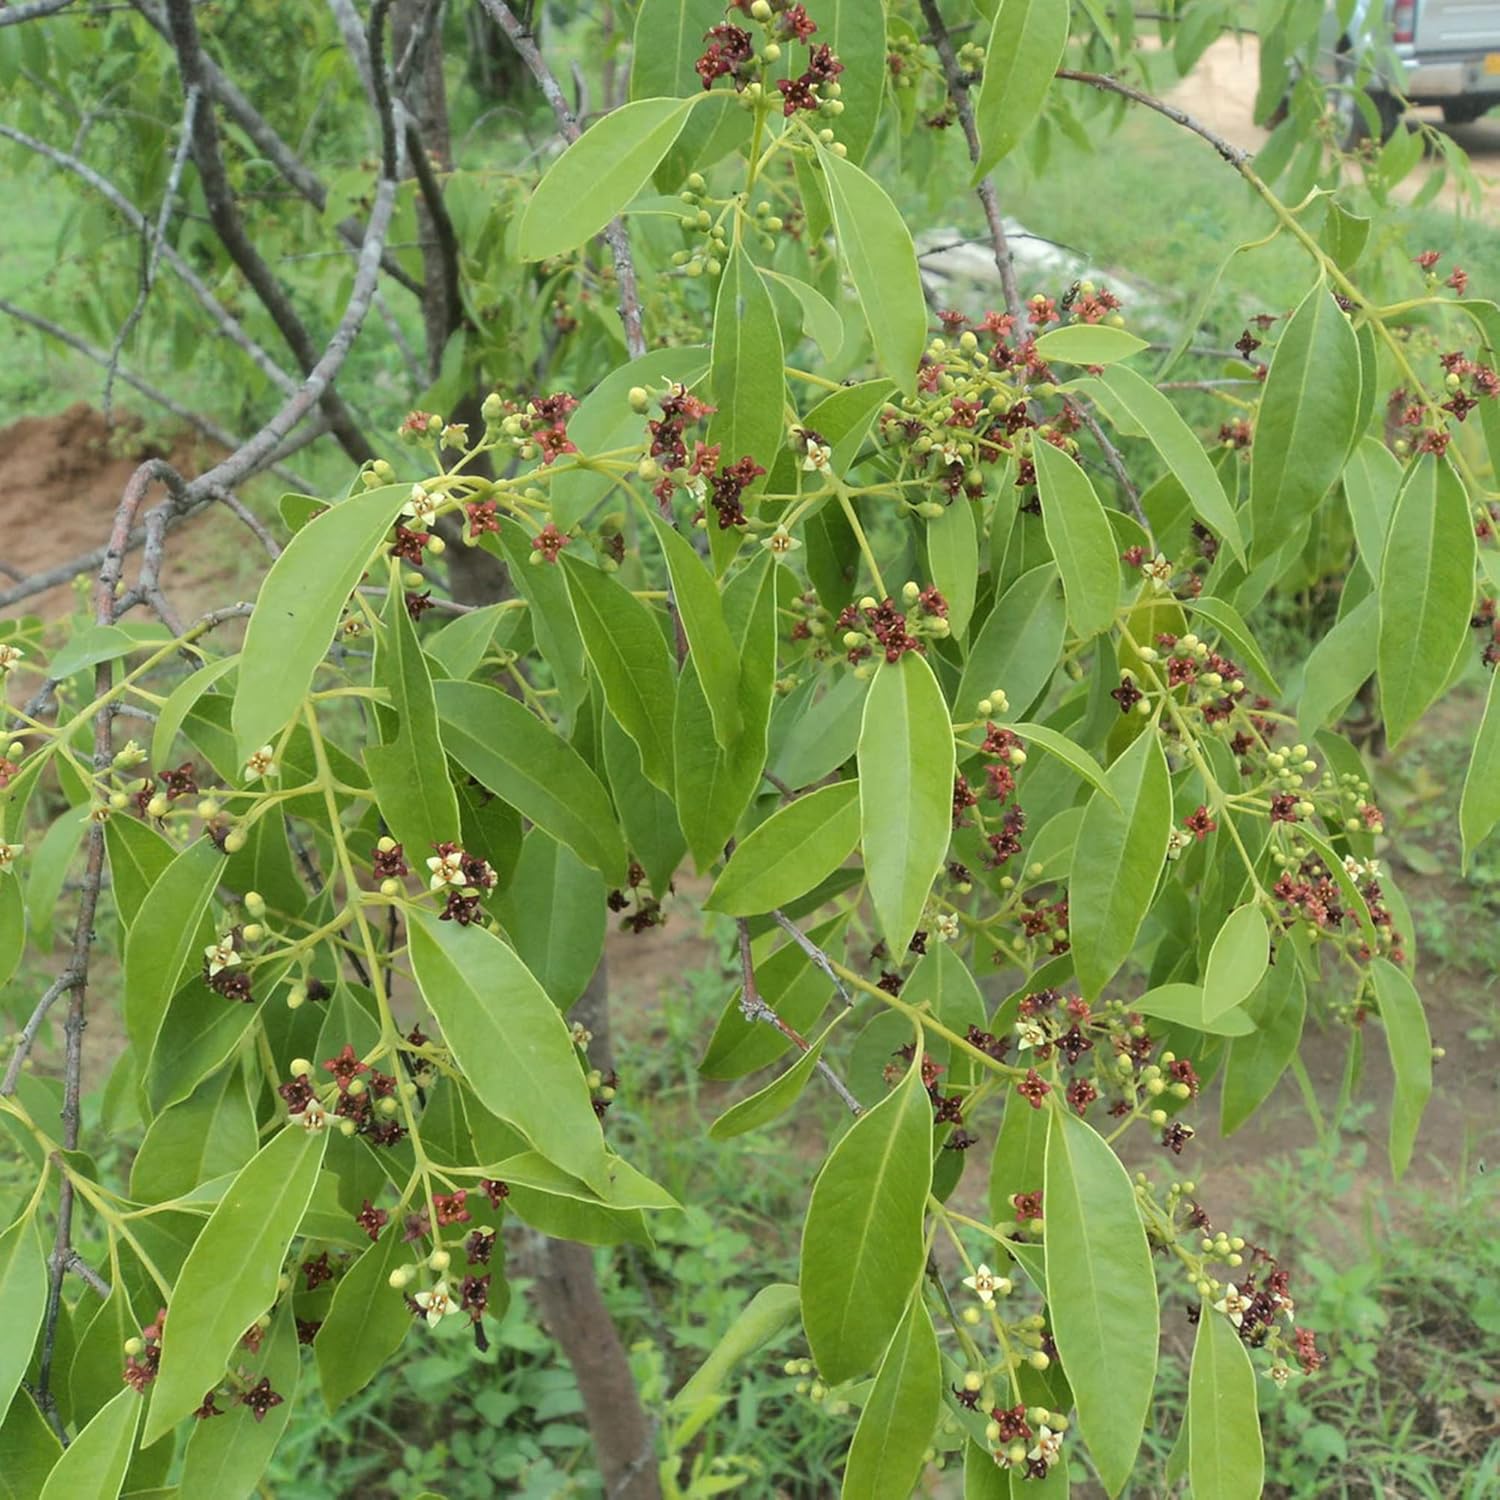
[1441,99,1488,126]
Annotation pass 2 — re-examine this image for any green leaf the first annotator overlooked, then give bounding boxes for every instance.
[0,1387,60,1500]
[988,1092,1050,1224]
[151,655,238,769]
[38,1387,138,1500]
[102,816,177,933]
[1091,367,1244,562]
[1343,435,1403,582]
[1377,456,1476,747]
[548,348,709,531]
[315,1227,410,1412]
[648,514,741,745]
[47,622,170,682]
[817,0,889,164]
[561,553,676,792]
[0,1214,46,1425]
[495,831,605,1010]
[800,1048,933,1383]
[671,1283,801,1413]
[1202,903,1269,1022]
[408,914,607,1190]
[1221,962,1305,1135]
[1182,596,1281,695]
[927,500,979,641]
[1371,957,1431,1178]
[434,679,627,884]
[0,871,23,993]
[762,269,843,362]
[129,1066,256,1200]
[1461,667,1500,871]
[1069,732,1172,1000]
[1034,440,1121,639]
[674,554,777,867]
[858,653,955,957]
[232,485,409,761]
[708,246,785,499]
[517,97,699,260]
[1035,324,1148,366]
[178,1304,298,1499]
[1188,1306,1264,1500]
[629,0,724,101]
[365,580,461,855]
[122,838,220,1056]
[957,565,1066,719]
[1009,721,1118,806]
[1297,592,1376,739]
[841,1295,941,1500]
[1044,1111,1158,1497]
[705,781,860,916]
[1249,283,1362,561]
[709,1011,847,1140]
[145,1127,325,1443]
[601,712,685,895]
[816,146,926,395]
[972,0,1070,177]
[422,603,508,680]
[1130,983,1256,1036]
[70,1282,136,1427]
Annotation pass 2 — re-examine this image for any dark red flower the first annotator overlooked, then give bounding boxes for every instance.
[239,1377,285,1423]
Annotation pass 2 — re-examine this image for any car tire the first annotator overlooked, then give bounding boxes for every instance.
[1441,99,1488,126]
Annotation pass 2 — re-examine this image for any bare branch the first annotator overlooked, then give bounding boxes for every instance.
[0,0,74,25]
[162,0,375,465]
[1056,68,1250,167]
[102,84,200,420]
[917,0,1021,320]
[0,296,318,492]
[772,910,853,1007]
[63,1251,111,1300]
[0,972,80,1097]
[479,0,647,358]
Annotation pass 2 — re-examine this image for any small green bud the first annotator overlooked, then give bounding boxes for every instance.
[628,386,650,413]
[290,1058,313,1078]
[429,1249,450,1272]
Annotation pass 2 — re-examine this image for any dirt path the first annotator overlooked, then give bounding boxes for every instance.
[1168,33,1500,213]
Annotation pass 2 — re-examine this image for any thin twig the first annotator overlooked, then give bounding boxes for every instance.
[736,920,861,1116]
[102,84,199,420]
[772,910,853,1007]
[0,973,80,1096]
[917,0,1021,320]
[1056,68,1250,167]
[63,1250,111,1300]
[0,0,74,25]
[480,0,647,359]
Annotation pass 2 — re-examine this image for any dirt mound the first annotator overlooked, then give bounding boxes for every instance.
[0,403,225,619]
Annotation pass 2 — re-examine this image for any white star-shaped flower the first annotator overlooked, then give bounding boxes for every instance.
[1014,1020,1047,1051]
[427,848,466,891]
[960,1263,1011,1306]
[413,1281,461,1327]
[402,484,439,529]
[0,842,22,873]
[204,936,238,976]
[244,746,276,782]
[801,439,832,474]
[1028,1425,1063,1468]
[0,643,23,673]
[1213,1286,1249,1328]
[289,1097,328,1133]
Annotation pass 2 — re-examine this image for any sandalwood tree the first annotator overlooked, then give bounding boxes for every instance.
[0,1,1494,1497]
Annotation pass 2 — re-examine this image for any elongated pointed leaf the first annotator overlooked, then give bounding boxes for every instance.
[365,580,460,855]
[1188,1306,1264,1500]
[763,269,843,361]
[817,0,889,164]
[1183,596,1280,695]
[927,498,978,641]
[957,565,1066,718]
[122,838,220,1057]
[0,1214,46,1426]
[495,830,606,1010]
[1371,957,1431,1177]
[1069,732,1172,1000]
[517,97,698,260]
[1343,435,1403,581]
[648,514,741,744]
[102,814,177,933]
[1045,1111,1158,1497]
[842,1295,941,1500]
[1249,283,1362,560]
[705,781,860,916]
[434,679,627,884]
[39,1387,138,1500]
[859,653,955,957]
[1010,721,1118,806]
[1298,592,1376,739]
[1461,667,1500,871]
[973,0,1069,177]
[315,1226,411,1412]
[1130,982,1256,1036]
[709,1011,846,1140]
[671,1283,801,1412]
[146,1126,326,1442]
[708,247,784,518]
[801,1049,932,1383]
[817,146,925,394]
[151,655,238,769]
[1034,440,1121,639]
[232,485,409,760]
[0,1386,60,1500]
[561,553,676,792]
[1221,961,1305,1135]
[409,913,607,1190]
[1378,456,1475,747]
[629,0,724,101]
[1202,903,1269,1021]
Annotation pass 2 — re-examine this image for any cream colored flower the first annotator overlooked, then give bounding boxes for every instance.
[244,746,276,782]
[0,842,22,873]
[1028,1425,1063,1468]
[204,935,239,976]
[1213,1286,1249,1329]
[801,438,832,474]
[1144,554,1174,591]
[412,1281,461,1327]
[0,643,24,673]
[402,484,439,529]
[427,848,466,891]
[762,528,801,555]
[961,1263,1011,1306]
[289,1097,328,1133]
[935,913,960,943]
[1014,1019,1047,1051]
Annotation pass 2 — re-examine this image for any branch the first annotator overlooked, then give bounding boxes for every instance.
[0,121,299,398]
[0,296,317,492]
[129,0,424,298]
[917,0,1021,320]
[162,0,374,465]
[102,83,199,420]
[1056,68,1250,167]
[0,0,74,24]
[736,919,862,1116]
[772,910,853,1007]
[479,0,647,358]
